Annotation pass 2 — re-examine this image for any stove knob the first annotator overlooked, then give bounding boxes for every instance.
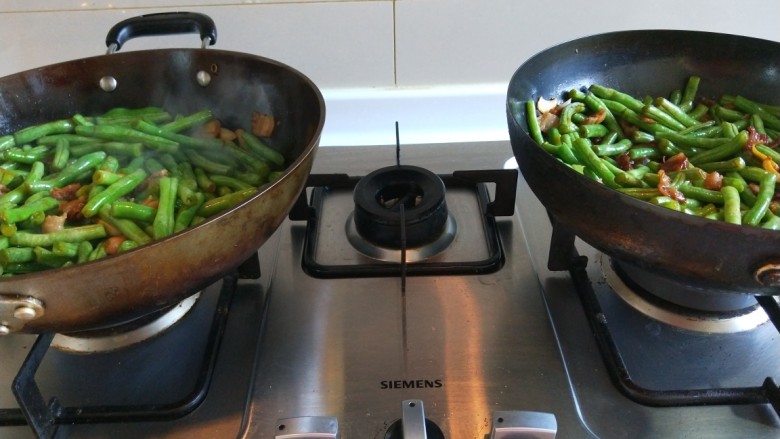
[275,416,337,439]
[384,399,445,439]
[489,410,557,439]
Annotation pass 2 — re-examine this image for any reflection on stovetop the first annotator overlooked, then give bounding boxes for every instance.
[0,256,270,439]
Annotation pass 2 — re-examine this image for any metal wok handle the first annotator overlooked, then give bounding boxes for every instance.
[104,11,217,53]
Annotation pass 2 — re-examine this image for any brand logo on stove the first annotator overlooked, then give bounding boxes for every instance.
[380,379,443,390]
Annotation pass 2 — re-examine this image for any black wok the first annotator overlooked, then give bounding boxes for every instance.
[0,13,324,333]
[507,30,780,295]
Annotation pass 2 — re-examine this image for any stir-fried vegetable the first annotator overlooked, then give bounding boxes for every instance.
[0,107,285,276]
[515,76,780,230]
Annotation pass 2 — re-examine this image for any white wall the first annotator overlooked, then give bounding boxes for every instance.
[1,1,779,146]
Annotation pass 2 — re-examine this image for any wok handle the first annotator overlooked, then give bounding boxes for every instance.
[105,12,217,53]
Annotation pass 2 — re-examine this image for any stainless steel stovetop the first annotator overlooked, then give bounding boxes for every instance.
[1,141,779,438]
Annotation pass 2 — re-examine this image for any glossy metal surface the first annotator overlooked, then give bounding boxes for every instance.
[2,142,779,438]
[241,142,586,438]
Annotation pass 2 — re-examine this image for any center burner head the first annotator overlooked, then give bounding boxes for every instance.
[348,165,456,262]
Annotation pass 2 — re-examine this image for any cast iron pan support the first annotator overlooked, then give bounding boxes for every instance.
[0,250,263,438]
[12,333,59,438]
[547,215,780,418]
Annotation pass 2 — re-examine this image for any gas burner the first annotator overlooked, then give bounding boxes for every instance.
[600,254,768,333]
[52,292,201,353]
[290,168,517,278]
[347,164,456,261]
[349,165,455,261]
[346,212,456,262]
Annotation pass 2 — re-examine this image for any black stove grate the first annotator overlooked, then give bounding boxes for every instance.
[547,218,780,416]
[0,272,241,439]
[290,170,517,278]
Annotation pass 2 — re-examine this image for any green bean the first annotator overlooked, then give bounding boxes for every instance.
[135,119,225,150]
[9,224,107,247]
[0,135,15,152]
[615,187,660,200]
[101,106,167,118]
[210,174,254,191]
[240,127,286,168]
[110,201,157,222]
[654,132,731,149]
[34,247,73,268]
[629,147,661,160]
[232,170,267,186]
[0,105,287,276]
[185,150,231,175]
[697,157,745,173]
[649,196,682,211]
[74,124,179,153]
[569,89,623,136]
[36,151,107,191]
[117,239,139,253]
[14,119,74,145]
[578,123,609,139]
[591,84,685,131]
[160,110,214,133]
[197,187,257,217]
[1,197,58,224]
[152,176,178,239]
[733,95,780,130]
[0,247,35,266]
[614,172,646,188]
[755,144,780,163]
[721,185,742,225]
[572,138,617,188]
[230,137,275,175]
[194,167,216,193]
[525,100,544,144]
[4,146,50,164]
[689,131,748,165]
[52,241,80,258]
[76,241,94,264]
[1,161,45,204]
[81,168,148,218]
[87,244,107,261]
[173,192,206,233]
[711,105,746,123]
[52,138,70,171]
[743,171,776,226]
[557,102,586,134]
[739,166,769,183]
[678,184,724,204]
[97,206,152,245]
[763,213,780,230]
[678,75,700,112]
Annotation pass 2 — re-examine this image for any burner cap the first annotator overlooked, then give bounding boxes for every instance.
[352,165,448,248]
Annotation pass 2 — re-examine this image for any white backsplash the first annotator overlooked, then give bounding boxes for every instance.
[1,0,779,146]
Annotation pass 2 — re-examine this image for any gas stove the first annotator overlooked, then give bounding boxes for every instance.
[1,141,779,438]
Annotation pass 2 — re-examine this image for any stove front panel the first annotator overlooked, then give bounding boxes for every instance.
[242,208,586,438]
[241,142,590,438]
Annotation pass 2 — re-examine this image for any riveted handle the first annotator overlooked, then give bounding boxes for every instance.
[105,12,217,53]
